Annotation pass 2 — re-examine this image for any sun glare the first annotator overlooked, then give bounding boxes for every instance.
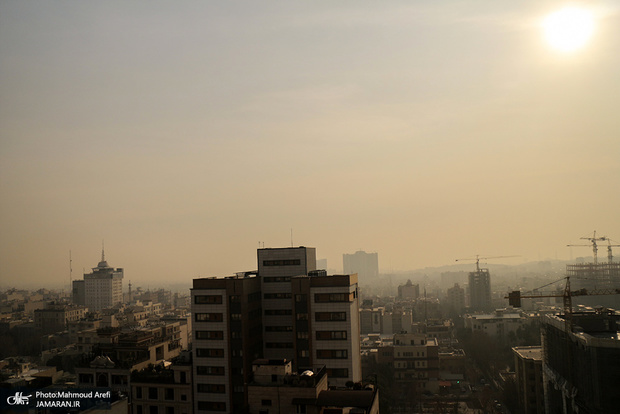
[543,6,595,52]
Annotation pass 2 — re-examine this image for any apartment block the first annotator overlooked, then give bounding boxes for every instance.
[192,273,263,414]
[259,247,316,361]
[291,273,362,387]
[513,346,544,414]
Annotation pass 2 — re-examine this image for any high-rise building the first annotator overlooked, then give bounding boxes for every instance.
[541,309,620,413]
[191,246,362,413]
[343,250,378,285]
[446,283,465,315]
[291,272,362,387]
[468,269,491,312]
[259,246,316,361]
[75,251,123,311]
[192,272,263,414]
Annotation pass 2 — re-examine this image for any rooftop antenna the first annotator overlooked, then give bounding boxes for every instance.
[290,229,293,247]
[101,239,106,262]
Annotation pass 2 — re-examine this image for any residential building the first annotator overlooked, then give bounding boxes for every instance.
[131,351,193,414]
[343,250,378,285]
[464,309,526,338]
[259,247,316,361]
[391,332,440,394]
[34,303,87,334]
[192,272,263,414]
[247,359,379,414]
[446,283,465,316]
[468,269,491,312]
[542,309,620,414]
[398,279,419,300]
[513,346,544,414]
[291,272,362,387]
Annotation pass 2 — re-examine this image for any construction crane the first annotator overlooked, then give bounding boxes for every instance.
[506,276,620,332]
[455,255,519,272]
[605,239,620,263]
[567,230,608,264]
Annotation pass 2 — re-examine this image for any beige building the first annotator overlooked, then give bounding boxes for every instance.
[34,303,87,334]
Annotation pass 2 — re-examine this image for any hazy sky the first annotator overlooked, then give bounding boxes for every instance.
[1,1,619,288]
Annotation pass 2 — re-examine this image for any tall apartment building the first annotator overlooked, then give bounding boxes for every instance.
[192,273,263,414]
[446,283,465,315]
[468,269,491,312]
[191,246,362,413]
[343,250,378,285]
[542,309,620,413]
[73,251,123,311]
[291,273,362,387]
[259,246,316,361]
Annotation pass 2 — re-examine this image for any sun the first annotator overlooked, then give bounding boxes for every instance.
[543,6,595,52]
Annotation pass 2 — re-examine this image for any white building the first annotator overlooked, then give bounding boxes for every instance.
[83,251,124,311]
[464,308,526,338]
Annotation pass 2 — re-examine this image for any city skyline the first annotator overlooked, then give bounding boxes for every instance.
[1,1,619,287]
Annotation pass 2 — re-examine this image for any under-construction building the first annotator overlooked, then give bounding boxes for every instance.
[567,262,620,291]
[541,309,620,414]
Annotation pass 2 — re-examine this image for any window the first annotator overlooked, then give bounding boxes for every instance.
[194,295,223,304]
[265,342,293,349]
[262,259,301,266]
[296,313,308,320]
[314,293,353,303]
[148,387,158,400]
[196,348,225,358]
[316,349,348,359]
[197,384,225,393]
[197,401,226,412]
[262,400,272,406]
[264,293,291,299]
[265,309,292,316]
[295,294,306,302]
[264,276,291,282]
[195,330,224,340]
[265,326,293,332]
[136,387,142,399]
[165,388,174,400]
[316,331,347,340]
[196,366,225,376]
[296,331,308,339]
[195,313,223,322]
[315,312,346,321]
[166,407,174,414]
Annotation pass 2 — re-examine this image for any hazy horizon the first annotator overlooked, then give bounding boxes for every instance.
[1,1,619,287]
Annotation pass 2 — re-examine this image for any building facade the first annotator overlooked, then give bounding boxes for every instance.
[468,269,491,312]
[78,252,124,311]
[513,346,544,414]
[343,250,378,285]
[542,310,620,414]
[259,247,316,361]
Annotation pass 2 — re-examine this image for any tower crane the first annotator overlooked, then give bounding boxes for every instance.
[605,239,620,263]
[506,277,620,332]
[455,255,519,272]
[567,230,608,264]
